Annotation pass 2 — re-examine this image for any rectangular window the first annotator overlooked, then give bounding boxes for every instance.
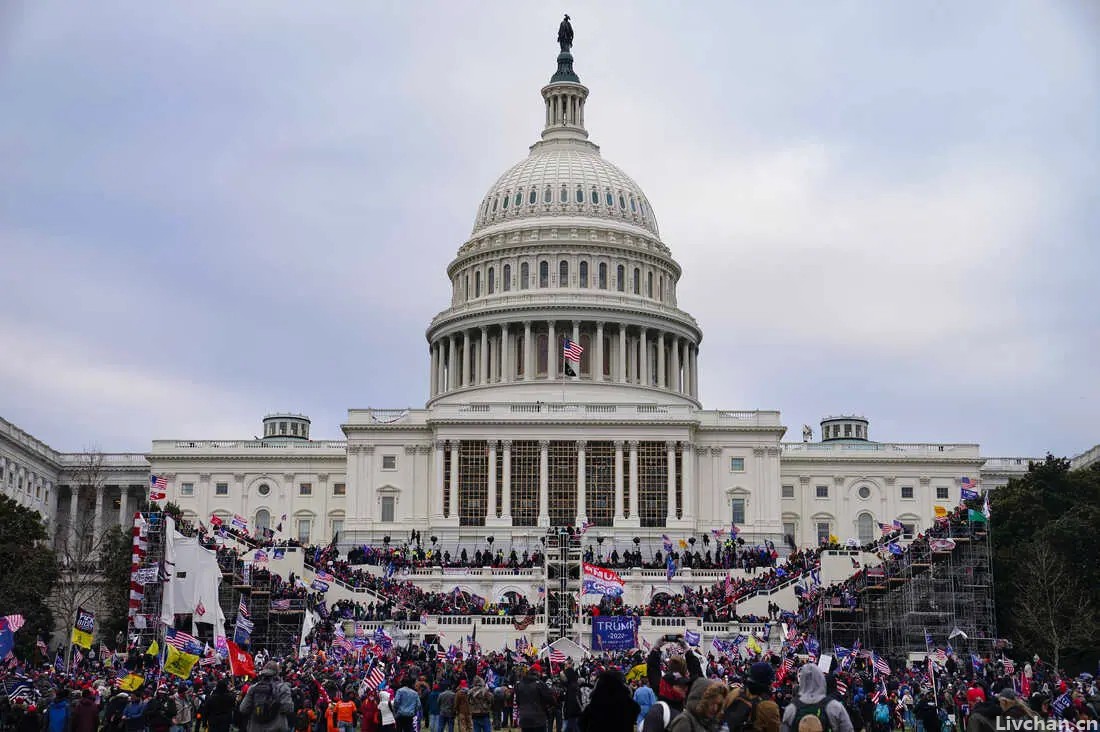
[547,441,578,527]
[782,484,794,499]
[215,482,228,496]
[816,485,828,499]
[381,455,397,471]
[585,441,615,527]
[296,519,311,544]
[936,486,949,500]
[333,482,346,496]
[381,497,395,523]
[816,522,831,544]
[180,482,194,497]
[638,441,668,528]
[510,441,540,527]
[731,498,746,525]
[331,518,344,537]
[729,457,745,472]
[902,523,915,539]
[901,485,914,499]
[299,483,313,496]
[783,522,796,540]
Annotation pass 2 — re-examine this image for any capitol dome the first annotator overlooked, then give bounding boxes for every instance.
[471,145,660,238]
[424,29,702,409]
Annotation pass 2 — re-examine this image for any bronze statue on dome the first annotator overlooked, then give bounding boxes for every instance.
[558,14,574,53]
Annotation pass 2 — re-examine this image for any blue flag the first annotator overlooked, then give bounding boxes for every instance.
[684,630,700,647]
[665,554,677,581]
[961,487,979,501]
[888,543,904,556]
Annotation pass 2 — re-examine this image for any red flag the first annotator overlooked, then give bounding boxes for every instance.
[226,640,255,678]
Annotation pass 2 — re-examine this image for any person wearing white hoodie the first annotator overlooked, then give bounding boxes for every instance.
[779,666,854,732]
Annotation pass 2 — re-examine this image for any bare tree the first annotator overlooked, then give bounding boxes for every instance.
[52,452,117,658]
[1011,541,1099,669]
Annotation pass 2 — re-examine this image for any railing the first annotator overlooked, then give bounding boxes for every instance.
[781,442,980,457]
[0,417,61,463]
[159,440,348,449]
[430,402,701,421]
[427,292,702,331]
[981,457,1037,472]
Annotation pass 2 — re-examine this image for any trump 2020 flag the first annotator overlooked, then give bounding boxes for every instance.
[581,563,624,597]
[71,607,95,649]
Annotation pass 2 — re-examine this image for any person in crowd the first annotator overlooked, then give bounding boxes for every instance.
[171,685,195,732]
[579,670,639,732]
[239,661,295,732]
[723,662,779,732]
[379,688,398,732]
[333,691,358,732]
[428,684,444,732]
[779,665,854,732]
[104,691,131,732]
[146,686,178,732]
[46,689,72,732]
[201,680,237,732]
[72,688,100,732]
[122,691,148,732]
[467,677,494,732]
[515,670,555,732]
[633,678,656,731]
[394,678,424,732]
[454,681,472,732]
[667,679,727,732]
[439,684,457,732]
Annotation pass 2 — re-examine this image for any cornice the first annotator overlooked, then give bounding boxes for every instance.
[151,454,349,463]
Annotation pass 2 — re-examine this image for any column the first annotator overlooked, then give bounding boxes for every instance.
[501,324,511,383]
[94,486,104,539]
[682,445,694,524]
[68,487,78,549]
[448,441,460,521]
[433,441,446,519]
[448,334,458,391]
[487,440,498,519]
[595,322,604,382]
[576,440,587,525]
[666,441,677,523]
[640,328,649,386]
[118,487,129,526]
[479,327,489,385]
[614,441,625,521]
[430,342,439,397]
[681,340,691,396]
[523,321,533,382]
[671,335,681,393]
[690,344,699,398]
[618,324,627,383]
[547,320,556,379]
[627,441,640,525]
[462,331,471,387]
[657,332,666,388]
[538,441,550,527]
[501,441,513,523]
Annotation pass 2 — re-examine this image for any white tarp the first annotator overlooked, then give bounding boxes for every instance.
[160,517,227,642]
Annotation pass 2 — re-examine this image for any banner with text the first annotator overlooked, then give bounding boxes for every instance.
[582,563,625,597]
[592,616,638,651]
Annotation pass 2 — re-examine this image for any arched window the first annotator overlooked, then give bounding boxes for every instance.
[616,265,625,292]
[619,193,626,209]
[521,262,530,290]
[539,261,549,288]
[579,261,588,288]
[503,264,512,292]
[633,268,640,294]
[515,334,525,376]
[487,267,495,294]
[606,190,614,207]
[543,186,552,203]
[647,271,653,298]
[465,275,470,300]
[255,509,270,532]
[529,189,538,205]
[630,195,637,212]
[474,271,481,298]
[514,191,523,207]
[559,186,568,203]
[491,196,498,212]
[857,513,875,544]
[659,276,664,302]
[591,189,599,205]
[598,262,607,289]
[501,193,508,210]
[559,260,569,287]
[575,186,584,203]
[579,333,591,375]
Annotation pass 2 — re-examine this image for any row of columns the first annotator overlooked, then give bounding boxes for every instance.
[430,321,699,398]
[432,439,693,527]
[62,485,139,547]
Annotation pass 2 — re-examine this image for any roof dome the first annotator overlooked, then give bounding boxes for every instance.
[471,143,660,238]
[469,40,659,239]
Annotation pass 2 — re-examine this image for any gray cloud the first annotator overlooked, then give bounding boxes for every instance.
[0,0,1096,456]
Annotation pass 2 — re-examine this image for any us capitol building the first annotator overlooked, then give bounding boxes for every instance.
[3,30,1092,560]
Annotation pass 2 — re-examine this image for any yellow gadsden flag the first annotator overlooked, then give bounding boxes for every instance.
[145,639,160,657]
[934,505,948,518]
[163,644,200,679]
[70,607,95,649]
[118,673,145,692]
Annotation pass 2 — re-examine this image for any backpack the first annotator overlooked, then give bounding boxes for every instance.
[792,702,832,732]
[724,696,760,732]
[652,701,673,731]
[578,685,593,712]
[873,703,890,725]
[251,681,280,724]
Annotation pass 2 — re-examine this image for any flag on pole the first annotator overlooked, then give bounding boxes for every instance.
[164,645,200,678]
[149,475,168,501]
[563,339,584,377]
[226,640,256,678]
[71,607,95,649]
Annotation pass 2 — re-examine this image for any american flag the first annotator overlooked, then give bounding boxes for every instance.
[1003,658,1015,675]
[549,649,567,664]
[2,615,25,633]
[366,661,386,690]
[961,476,979,489]
[879,522,893,536]
[165,627,202,654]
[271,599,291,611]
[873,653,891,676]
[238,599,250,620]
[835,677,848,696]
[150,475,168,490]
[563,338,584,361]
[892,519,904,531]
[578,520,593,534]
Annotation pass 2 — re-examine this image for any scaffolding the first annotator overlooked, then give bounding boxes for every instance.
[220,555,306,657]
[129,512,167,652]
[820,517,996,662]
[544,528,582,643]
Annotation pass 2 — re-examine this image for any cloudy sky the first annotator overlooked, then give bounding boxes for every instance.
[1,1,1096,457]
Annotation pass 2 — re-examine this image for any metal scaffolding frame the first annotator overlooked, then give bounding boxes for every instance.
[820,518,996,661]
[545,527,582,643]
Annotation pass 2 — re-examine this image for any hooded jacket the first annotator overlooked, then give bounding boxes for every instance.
[780,666,854,732]
[667,679,723,732]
